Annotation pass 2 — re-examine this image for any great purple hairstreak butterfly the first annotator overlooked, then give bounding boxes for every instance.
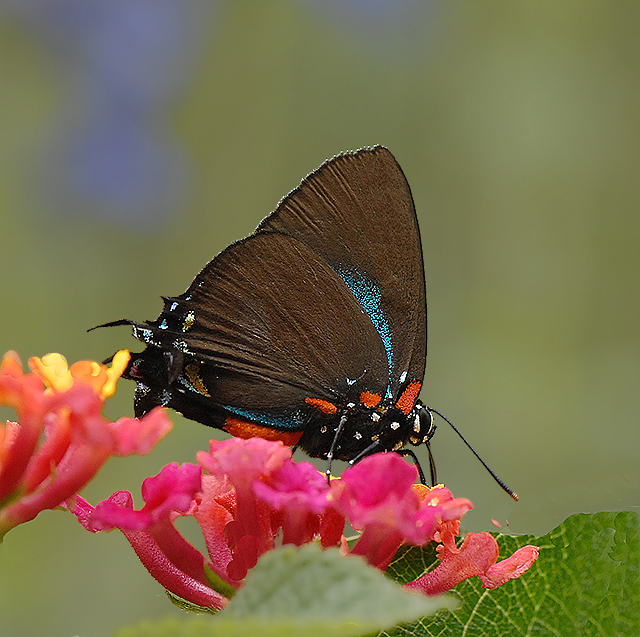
[97,146,517,497]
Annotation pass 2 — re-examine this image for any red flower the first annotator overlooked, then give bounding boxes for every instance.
[405,531,540,596]
[70,437,538,611]
[0,351,172,540]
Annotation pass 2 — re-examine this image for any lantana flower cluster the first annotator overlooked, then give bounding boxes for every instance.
[72,438,538,610]
[0,351,172,540]
[1,351,538,611]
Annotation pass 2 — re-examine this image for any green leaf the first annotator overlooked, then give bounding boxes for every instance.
[376,511,640,637]
[115,512,639,637]
[222,543,453,635]
[114,544,453,637]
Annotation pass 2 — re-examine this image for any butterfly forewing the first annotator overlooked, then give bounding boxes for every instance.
[151,231,389,430]
[259,146,426,400]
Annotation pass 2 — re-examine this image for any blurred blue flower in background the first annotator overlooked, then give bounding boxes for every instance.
[1,0,212,228]
[0,0,437,230]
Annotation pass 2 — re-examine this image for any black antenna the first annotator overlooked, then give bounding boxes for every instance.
[428,407,519,501]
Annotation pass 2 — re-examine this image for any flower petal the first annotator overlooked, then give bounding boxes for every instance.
[480,544,540,589]
[197,438,290,554]
[405,531,539,596]
[110,407,173,456]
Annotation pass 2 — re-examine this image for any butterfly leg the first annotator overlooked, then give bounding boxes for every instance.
[425,438,437,486]
[346,439,381,467]
[325,413,348,484]
[397,448,431,486]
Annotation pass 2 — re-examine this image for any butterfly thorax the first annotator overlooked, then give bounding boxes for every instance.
[297,398,433,462]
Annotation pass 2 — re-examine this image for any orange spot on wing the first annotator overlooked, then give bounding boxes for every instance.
[360,391,382,408]
[223,418,302,446]
[305,397,338,415]
[395,380,422,415]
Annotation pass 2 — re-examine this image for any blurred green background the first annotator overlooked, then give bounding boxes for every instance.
[1,2,638,636]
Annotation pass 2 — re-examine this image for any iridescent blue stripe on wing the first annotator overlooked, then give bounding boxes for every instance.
[223,405,304,429]
[337,267,393,397]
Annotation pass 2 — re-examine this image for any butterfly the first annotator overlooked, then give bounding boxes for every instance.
[99,146,438,481]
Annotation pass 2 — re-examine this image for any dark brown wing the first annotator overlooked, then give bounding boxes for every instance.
[258,146,426,399]
[147,231,388,430]
[121,146,425,434]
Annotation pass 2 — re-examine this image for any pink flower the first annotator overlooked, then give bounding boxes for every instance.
[332,453,473,570]
[197,437,292,557]
[70,463,228,611]
[86,462,201,532]
[195,438,344,580]
[71,438,538,612]
[405,531,540,596]
[254,459,345,547]
[0,351,172,539]
[192,474,237,586]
